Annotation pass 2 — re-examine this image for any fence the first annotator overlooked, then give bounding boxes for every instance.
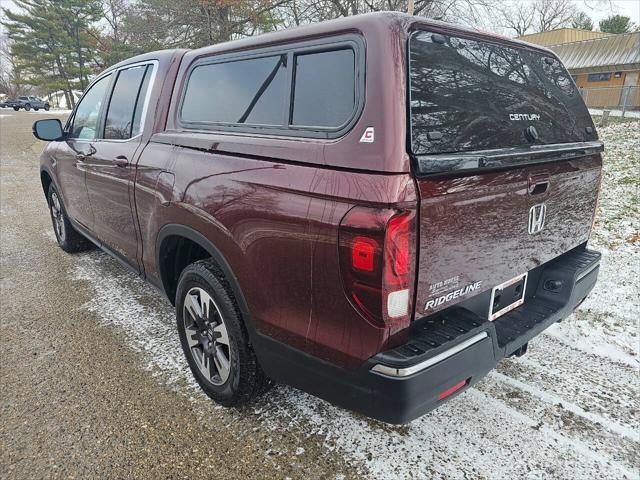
[579,85,640,117]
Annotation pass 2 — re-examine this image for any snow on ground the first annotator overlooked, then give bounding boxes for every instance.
[548,121,640,367]
[25,108,72,114]
[70,120,640,479]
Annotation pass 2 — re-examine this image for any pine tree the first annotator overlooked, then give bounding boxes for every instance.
[2,0,102,107]
[571,11,593,31]
[599,15,636,34]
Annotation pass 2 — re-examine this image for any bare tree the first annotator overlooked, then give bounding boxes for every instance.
[103,0,129,44]
[0,38,40,97]
[277,0,498,29]
[499,0,577,36]
[534,0,576,32]
[499,2,535,36]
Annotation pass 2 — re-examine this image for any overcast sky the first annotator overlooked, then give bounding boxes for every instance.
[567,0,638,25]
[1,0,638,34]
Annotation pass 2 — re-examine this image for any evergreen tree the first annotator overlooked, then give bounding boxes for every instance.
[571,11,593,31]
[599,15,636,34]
[124,0,284,50]
[2,0,101,107]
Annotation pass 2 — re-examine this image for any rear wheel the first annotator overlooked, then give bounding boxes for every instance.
[176,259,268,406]
[34,107,39,111]
[13,106,19,111]
[47,184,91,253]
[24,104,31,111]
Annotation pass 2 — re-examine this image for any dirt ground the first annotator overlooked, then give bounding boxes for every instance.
[1,109,638,479]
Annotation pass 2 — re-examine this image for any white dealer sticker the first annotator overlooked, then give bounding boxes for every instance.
[360,127,374,143]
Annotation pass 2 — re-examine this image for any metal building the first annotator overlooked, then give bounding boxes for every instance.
[518,29,640,111]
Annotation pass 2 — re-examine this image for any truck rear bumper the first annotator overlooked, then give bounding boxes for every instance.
[256,246,601,424]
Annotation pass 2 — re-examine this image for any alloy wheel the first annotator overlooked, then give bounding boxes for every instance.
[182,287,232,386]
[50,192,66,242]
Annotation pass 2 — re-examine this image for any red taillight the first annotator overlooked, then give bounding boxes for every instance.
[385,213,411,281]
[352,237,377,272]
[437,379,469,401]
[339,207,416,332]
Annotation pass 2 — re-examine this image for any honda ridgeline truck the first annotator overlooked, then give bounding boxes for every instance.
[33,13,602,424]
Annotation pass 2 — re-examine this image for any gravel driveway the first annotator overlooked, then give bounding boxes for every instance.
[1,110,638,479]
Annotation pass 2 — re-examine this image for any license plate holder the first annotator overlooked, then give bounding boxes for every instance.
[489,273,528,321]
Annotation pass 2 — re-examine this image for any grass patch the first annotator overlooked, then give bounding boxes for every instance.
[591,115,640,126]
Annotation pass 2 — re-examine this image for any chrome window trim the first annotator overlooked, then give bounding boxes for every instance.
[371,332,489,378]
[65,60,159,142]
[101,60,159,143]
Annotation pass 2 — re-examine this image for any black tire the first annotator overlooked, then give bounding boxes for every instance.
[176,259,268,406]
[24,104,31,111]
[44,104,50,111]
[47,184,91,253]
[13,106,19,111]
[34,107,39,111]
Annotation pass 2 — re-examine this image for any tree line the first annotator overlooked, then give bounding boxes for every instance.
[1,0,637,106]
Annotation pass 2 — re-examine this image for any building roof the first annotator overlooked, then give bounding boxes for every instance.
[517,28,611,46]
[547,32,640,73]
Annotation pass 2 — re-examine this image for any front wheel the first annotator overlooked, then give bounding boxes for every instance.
[34,107,39,111]
[176,259,268,406]
[47,184,91,253]
[44,104,50,111]
[13,106,19,111]
[24,104,31,111]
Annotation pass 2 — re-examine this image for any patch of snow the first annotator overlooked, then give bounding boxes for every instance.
[549,121,640,367]
[73,253,197,390]
[25,109,72,115]
[490,371,637,440]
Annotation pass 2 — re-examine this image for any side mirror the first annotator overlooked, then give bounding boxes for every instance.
[32,119,64,141]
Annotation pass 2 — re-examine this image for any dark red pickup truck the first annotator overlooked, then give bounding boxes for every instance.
[33,12,602,424]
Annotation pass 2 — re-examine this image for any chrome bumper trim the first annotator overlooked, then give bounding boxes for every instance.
[576,262,600,283]
[371,332,489,378]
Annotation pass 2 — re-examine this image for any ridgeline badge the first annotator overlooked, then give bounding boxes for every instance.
[424,281,482,311]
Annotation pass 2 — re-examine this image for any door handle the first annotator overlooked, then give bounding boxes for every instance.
[114,155,129,168]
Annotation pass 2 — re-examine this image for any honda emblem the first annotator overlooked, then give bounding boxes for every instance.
[528,204,546,234]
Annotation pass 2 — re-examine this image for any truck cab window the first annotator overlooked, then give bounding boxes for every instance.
[104,65,151,140]
[70,74,111,140]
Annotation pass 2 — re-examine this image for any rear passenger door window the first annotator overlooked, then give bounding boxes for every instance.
[104,65,152,140]
[291,49,355,127]
[181,55,288,125]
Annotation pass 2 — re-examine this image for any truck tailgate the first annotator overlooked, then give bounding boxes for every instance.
[414,154,601,317]
[407,28,603,319]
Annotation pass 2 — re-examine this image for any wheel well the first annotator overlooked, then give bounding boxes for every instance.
[41,171,53,198]
[158,235,212,305]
